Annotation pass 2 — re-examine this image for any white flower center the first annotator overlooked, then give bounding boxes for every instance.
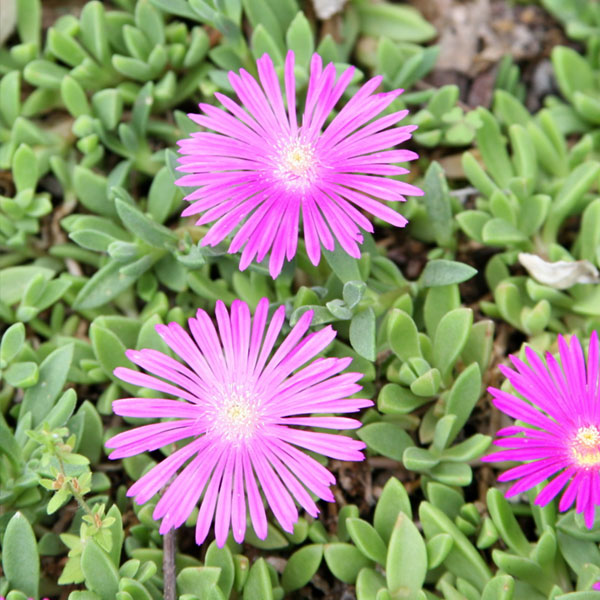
[211,384,261,444]
[571,425,600,468]
[275,138,317,189]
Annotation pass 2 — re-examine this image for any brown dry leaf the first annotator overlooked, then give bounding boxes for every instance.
[438,152,467,179]
[431,0,492,75]
[416,0,543,77]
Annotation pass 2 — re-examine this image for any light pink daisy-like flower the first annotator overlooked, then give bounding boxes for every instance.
[176,51,422,278]
[482,331,600,528]
[105,298,371,546]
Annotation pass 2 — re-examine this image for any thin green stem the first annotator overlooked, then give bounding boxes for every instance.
[57,455,94,519]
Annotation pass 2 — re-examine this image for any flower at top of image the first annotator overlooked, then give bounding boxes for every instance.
[483,331,600,528]
[105,298,371,546]
[176,51,422,278]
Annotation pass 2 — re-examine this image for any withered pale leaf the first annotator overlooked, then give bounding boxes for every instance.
[312,0,347,19]
[0,0,17,46]
[518,253,600,290]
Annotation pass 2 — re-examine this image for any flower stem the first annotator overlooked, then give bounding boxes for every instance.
[163,528,177,600]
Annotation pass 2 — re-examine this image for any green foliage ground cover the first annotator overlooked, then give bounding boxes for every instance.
[0,0,599,599]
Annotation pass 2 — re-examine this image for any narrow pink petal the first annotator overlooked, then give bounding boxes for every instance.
[214,450,236,547]
[231,452,247,543]
[275,427,366,461]
[156,444,224,531]
[261,326,337,385]
[284,50,297,134]
[258,310,315,381]
[243,449,268,539]
[279,416,362,429]
[252,304,286,377]
[267,438,336,501]
[113,398,201,419]
[503,459,566,496]
[127,437,207,504]
[247,297,269,375]
[106,420,199,458]
[535,467,576,506]
[195,451,228,545]
[249,444,297,533]
[262,444,319,517]
[114,367,200,404]
[558,470,583,512]
[256,53,288,131]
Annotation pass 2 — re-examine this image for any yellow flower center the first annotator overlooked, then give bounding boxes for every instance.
[571,425,600,468]
[212,385,261,444]
[276,139,317,188]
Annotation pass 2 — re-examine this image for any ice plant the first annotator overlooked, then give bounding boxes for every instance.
[483,331,600,528]
[176,51,422,278]
[105,298,371,546]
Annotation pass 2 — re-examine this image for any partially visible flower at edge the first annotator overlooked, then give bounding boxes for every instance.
[594,581,600,591]
[176,50,423,278]
[482,331,600,528]
[105,298,372,546]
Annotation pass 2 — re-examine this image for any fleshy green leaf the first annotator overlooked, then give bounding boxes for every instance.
[358,422,414,461]
[374,477,412,543]
[349,307,376,360]
[421,259,477,287]
[0,322,25,364]
[2,512,40,598]
[432,308,473,379]
[324,543,372,584]
[386,513,427,597]
[281,544,323,592]
[0,266,55,305]
[243,558,273,600]
[81,539,120,600]
[354,0,436,43]
[20,343,74,426]
[347,518,387,565]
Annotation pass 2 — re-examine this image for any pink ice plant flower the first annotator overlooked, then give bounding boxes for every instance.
[594,582,600,591]
[105,298,371,546]
[483,331,600,528]
[176,51,422,278]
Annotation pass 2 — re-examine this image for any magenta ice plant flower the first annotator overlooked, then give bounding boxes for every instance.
[594,581,600,591]
[483,331,600,528]
[176,51,422,278]
[105,298,371,546]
